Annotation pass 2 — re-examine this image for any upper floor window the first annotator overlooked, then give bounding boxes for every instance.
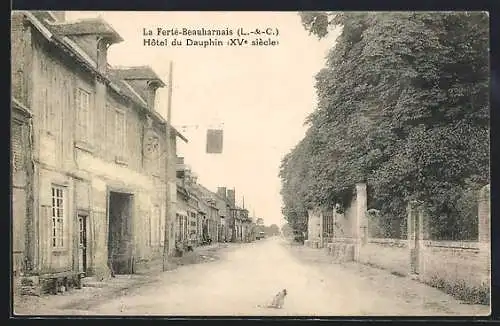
[114,109,126,159]
[76,88,92,143]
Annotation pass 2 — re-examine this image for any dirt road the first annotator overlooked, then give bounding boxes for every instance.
[15,237,489,316]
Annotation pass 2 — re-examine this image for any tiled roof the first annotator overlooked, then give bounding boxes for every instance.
[23,11,188,143]
[111,67,166,105]
[48,18,124,44]
[12,97,32,116]
[112,66,166,85]
[107,70,148,107]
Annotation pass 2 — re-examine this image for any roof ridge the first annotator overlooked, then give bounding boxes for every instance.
[112,65,152,70]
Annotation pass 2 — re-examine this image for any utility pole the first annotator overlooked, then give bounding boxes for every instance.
[163,61,174,272]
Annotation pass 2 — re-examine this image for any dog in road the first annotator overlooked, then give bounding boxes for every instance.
[257,289,287,309]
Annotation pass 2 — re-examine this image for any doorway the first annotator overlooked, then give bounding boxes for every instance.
[108,191,134,275]
[78,214,88,275]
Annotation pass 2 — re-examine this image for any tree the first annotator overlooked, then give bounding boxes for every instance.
[267,224,280,236]
[280,12,489,239]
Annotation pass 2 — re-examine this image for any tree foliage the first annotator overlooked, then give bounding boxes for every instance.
[280,12,489,239]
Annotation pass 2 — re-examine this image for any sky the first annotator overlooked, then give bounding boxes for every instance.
[66,11,340,227]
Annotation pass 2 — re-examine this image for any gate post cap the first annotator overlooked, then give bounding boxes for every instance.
[479,184,490,200]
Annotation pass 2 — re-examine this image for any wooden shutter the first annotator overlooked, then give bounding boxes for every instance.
[11,122,24,172]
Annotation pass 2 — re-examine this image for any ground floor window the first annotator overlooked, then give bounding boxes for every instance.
[176,214,182,242]
[51,185,65,248]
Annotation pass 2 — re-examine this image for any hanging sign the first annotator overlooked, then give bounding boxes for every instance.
[206,129,223,154]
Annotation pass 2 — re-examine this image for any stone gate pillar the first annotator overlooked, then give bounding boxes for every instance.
[477,184,491,285]
[407,201,427,277]
[478,184,490,244]
[353,183,367,261]
[307,209,321,248]
[319,209,324,248]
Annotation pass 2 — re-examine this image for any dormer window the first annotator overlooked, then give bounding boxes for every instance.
[110,66,166,111]
[146,80,163,110]
[97,38,111,73]
[47,17,123,71]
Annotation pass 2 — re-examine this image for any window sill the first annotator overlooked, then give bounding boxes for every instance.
[115,156,128,166]
[74,141,94,154]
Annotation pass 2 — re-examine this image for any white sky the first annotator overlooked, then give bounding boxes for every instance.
[66,11,339,227]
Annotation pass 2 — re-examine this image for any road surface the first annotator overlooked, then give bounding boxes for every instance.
[16,237,489,316]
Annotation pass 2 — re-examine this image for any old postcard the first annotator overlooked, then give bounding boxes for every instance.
[11,10,490,317]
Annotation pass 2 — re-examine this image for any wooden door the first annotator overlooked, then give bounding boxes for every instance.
[78,214,88,275]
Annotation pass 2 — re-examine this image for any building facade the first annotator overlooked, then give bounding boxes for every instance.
[12,98,34,278]
[11,11,186,283]
[176,157,199,247]
[215,192,229,242]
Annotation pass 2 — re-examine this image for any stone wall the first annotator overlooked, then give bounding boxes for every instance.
[358,239,410,276]
[420,242,490,291]
[357,238,490,303]
[309,182,490,304]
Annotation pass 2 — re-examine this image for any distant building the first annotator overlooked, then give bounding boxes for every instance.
[176,158,200,247]
[195,184,220,243]
[215,189,230,242]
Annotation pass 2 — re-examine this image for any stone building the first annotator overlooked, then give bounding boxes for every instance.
[216,187,231,242]
[236,207,252,242]
[175,180,190,246]
[11,11,187,285]
[196,184,220,243]
[11,98,34,278]
[215,190,230,242]
[175,158,200,247]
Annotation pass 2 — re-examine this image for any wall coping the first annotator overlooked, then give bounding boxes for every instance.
[367,238,482,250]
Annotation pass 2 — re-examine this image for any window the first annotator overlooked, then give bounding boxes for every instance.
[114,109,126,158]
[78,215,87,246]
[176,214,181,242]
[183,216,188,240]
[150,206,161,246]
[51,186,65,248]
[76,88,91,143]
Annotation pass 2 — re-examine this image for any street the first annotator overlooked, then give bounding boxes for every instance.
[16,237,489,316]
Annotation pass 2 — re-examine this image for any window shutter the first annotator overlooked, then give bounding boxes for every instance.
[75,89,82,139]
[11,122,23,172]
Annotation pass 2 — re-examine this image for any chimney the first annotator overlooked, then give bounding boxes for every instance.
[217,187,227,199]
[227,189,236,207]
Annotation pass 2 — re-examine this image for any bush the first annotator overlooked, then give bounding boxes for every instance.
[427,276,489,305]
